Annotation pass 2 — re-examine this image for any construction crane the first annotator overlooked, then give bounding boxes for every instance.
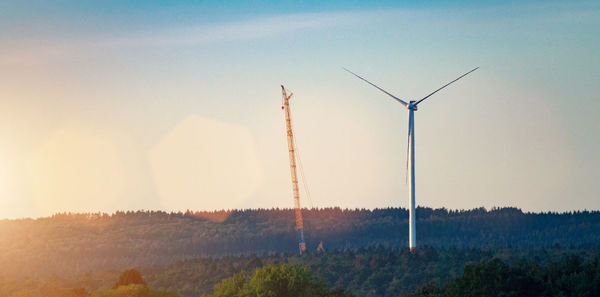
[281,85,307,255]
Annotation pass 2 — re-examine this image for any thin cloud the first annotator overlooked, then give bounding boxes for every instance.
[2,3,597,65]
[0,11,382,64]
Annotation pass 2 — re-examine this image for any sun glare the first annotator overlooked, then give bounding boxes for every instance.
[29,126,125,215]
[149,115,263,211]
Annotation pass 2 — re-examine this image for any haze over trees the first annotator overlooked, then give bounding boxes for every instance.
[1,207,599,296]
[0,269,177,297]
[1,207,599,279]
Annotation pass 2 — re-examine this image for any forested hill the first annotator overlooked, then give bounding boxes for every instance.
[1,207,599,278]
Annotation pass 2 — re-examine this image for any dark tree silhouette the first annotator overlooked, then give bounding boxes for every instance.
[114,269,147,288]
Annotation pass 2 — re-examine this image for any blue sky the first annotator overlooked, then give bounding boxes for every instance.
[0,1,599,218]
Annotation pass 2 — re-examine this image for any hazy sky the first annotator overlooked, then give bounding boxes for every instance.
[1,1,599,218]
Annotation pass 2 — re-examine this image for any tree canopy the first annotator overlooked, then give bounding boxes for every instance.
[408,255,600,297]
[205,264,353,297]
[114,269,147,288]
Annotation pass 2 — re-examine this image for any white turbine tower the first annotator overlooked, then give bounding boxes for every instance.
[345,67,478,251]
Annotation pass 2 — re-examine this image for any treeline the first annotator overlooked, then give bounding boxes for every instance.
[407,256,600,297]
[1,246,598,297]
[1,207,599,278]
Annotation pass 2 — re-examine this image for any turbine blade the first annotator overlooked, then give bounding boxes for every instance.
[415,67,479,106]
[343,68,408,106]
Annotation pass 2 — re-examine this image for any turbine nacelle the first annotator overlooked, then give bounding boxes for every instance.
[408,101,418,111]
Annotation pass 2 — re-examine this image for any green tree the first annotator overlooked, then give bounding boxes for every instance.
[443,258,544,297]
[114,269,147,288]
[206,264,354,297]
[248,264,326,297]
[212,273,247,297]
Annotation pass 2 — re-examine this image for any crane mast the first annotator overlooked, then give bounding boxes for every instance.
[281,85,307,255]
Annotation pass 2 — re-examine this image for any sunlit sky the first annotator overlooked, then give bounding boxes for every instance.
[1,1,599,218]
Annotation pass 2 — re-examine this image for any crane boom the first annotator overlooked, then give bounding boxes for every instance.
[281,85,307,255]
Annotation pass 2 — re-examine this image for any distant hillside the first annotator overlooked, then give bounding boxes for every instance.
[1,207,599,278]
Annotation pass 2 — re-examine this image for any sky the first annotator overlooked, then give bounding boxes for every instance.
[0,1,599,219]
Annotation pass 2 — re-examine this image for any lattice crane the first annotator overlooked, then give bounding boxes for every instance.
[281,85,307,255]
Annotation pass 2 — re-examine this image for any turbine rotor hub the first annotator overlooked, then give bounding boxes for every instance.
[408,101,418,111]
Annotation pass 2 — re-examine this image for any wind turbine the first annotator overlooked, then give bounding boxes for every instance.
[344,67,478,251]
